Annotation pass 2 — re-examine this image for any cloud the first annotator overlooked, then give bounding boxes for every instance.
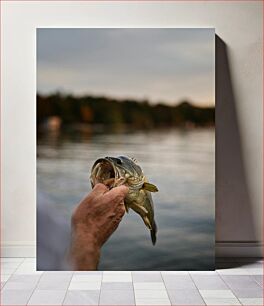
[37,28,215,106]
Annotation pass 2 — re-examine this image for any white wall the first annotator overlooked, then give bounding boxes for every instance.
[1,1,262,257]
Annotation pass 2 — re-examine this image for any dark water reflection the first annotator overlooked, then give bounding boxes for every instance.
[37,128,215,270]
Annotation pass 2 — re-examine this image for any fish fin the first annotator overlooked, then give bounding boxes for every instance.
[143,182,159,192]
[131,157,138,163]
[151,229,157,245]
[90,178,94,188]
[143,216,152,229]
[150,221,157,245]
[140,206,148,215]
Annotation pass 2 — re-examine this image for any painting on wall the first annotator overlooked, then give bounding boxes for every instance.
[37,28,215,271]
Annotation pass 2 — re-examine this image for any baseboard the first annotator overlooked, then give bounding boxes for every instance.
[1,241,263,258]
[216,241,263,257]
[1,242,36,257]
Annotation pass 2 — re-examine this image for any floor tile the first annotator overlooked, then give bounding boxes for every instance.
[8,274,41,283]
[239,298,264,305]
[135,289,169,299]
[69,281,101,290]
[189,271,217,275]
[203,297,241,305]
[63,290,100,305]
[28,289,66,305]
[217,268,249,275]
[99,289,135,305]
[252,275,263,287]
[134,282,166,290]
[37,272,72,290]
[221,275,261,289]
[103,273,132,282]
[231,287,263,298]
[103,271,131,274]
[199,289,236,298]
[2,267,18,274]
[1,288,33,305]
[2,262,21,269]
[74,271,103,275]
[245,268,263,275]
[1,256,263,306]
[14,263,43,275]
[43,271,73,275]
[167,289,205,305]
[23,258,37,264]
[71,274,101,282]
[161,271,189,275]
[101,281,133,290]
[191,275,228,290]
[132,272,162,282]
[15,270,43,276]
[163,275,196,289]
[3,280,38,291]
[1,275,11,282]
[135,298,171,305]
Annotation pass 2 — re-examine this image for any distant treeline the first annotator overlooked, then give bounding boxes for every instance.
[37,93,215,130]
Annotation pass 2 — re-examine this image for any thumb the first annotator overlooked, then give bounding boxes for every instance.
[106,185,129,201]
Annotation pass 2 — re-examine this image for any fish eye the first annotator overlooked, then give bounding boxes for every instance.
[116,158,122,165]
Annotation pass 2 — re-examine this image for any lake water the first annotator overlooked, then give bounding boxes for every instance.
[37,128,215,270]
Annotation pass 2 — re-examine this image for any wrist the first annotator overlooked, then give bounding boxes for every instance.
[69,223,101,270]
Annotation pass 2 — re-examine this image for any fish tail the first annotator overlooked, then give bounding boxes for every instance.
[150,221,157,245]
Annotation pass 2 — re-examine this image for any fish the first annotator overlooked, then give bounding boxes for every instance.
[90,156,158,245]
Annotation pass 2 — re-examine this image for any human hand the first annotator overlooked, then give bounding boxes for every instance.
[69,183,129,270]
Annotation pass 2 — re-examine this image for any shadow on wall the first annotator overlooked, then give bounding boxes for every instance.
[215,35,258,266]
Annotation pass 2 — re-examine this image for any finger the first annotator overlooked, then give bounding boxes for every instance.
[105,185,129,202]
[117,200,125,209]
[92,183,109,196]
[117,202,126,216]
[113,206,126,225]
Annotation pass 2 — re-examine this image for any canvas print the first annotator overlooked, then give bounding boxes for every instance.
[37,28,215,270]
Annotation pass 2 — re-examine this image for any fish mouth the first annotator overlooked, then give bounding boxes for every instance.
[90,158,120,188]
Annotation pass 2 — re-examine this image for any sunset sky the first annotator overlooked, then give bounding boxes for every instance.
[37,28,215,106]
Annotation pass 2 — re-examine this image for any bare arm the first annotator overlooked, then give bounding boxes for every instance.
[69,183,128,270]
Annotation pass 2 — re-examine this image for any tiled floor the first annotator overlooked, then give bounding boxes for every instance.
[0,258,263,305]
